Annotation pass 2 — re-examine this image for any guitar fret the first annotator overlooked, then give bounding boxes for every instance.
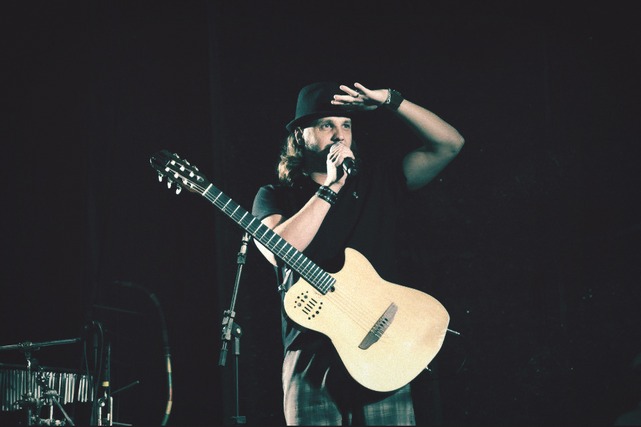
[313,269,323,282]
[290,254,311,276]
[283,245,297,262]
[256,227,274,247]
[319,274,333,292]
[317,270,329,290]
[292,254,310,274]
[221,199,232,210]
[264,231,278,246]
[202,183,213,195]
[210,190,222,203]
[239,213,252,229]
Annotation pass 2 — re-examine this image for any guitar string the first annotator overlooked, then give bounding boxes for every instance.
[169,174,396,336]
[323,286,397,343]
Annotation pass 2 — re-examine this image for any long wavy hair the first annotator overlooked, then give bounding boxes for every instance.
[277,134,305,186]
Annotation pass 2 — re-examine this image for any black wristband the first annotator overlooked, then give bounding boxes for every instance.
[383,89,403,111]
[315,185,338,205]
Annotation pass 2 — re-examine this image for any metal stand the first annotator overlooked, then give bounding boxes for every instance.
[85,318,138,427]
[96,341,112,426]
[0,338,81,426]
[93,281,171,426]
[36,372,76,426]
[218,232,251,425]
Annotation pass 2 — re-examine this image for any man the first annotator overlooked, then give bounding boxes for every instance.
[251,81,464,425]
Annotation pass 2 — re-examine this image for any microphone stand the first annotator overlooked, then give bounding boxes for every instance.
[97,341,112,426]
[218,231,251,425]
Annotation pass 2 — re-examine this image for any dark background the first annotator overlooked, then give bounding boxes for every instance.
[3,1,640,426]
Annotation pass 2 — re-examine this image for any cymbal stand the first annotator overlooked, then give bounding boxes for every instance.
[36,370,75,426]
[0,338,81,426]
[17,345,38,426]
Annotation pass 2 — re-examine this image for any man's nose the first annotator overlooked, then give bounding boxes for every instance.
[332,127,346,141]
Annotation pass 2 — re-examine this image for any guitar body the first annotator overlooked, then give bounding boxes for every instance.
[283,248,449,392]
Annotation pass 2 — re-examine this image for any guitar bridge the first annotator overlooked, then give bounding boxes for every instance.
[358,303,398,350]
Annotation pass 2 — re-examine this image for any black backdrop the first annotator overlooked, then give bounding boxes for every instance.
[3,1,641,426]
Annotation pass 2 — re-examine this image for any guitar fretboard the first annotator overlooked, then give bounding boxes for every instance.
[201,184,336,294]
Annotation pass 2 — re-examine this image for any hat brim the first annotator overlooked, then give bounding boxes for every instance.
[286,110,357,133]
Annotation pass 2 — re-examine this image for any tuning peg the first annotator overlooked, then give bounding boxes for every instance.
[175,186,182,195]
[158,174,163,182]
[167,181,172,189]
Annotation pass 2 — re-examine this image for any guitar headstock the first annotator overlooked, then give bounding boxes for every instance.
[149,149,210,195]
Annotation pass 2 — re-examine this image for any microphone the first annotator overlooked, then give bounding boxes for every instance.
[342,158,358,176]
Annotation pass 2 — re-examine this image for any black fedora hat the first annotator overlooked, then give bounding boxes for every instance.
[286,81,356,133]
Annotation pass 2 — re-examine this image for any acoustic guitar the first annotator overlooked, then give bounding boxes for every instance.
[150,149,449,392]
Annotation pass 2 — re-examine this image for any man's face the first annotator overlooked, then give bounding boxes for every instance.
[301,116,352,151]
[299,116,353,173]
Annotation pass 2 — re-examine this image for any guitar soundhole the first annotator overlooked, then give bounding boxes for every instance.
[294,291,323,320]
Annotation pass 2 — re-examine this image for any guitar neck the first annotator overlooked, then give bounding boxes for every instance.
[200,183,335,294]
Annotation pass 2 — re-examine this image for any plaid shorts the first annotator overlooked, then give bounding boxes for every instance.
[282,344,416,426]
